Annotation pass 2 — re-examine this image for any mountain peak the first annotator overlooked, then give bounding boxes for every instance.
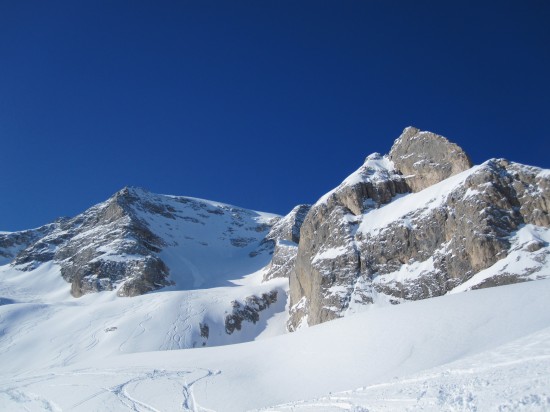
[389,127,472,192]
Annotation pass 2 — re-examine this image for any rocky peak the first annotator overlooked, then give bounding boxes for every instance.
[288,128,550,330]
[316,154,408,216]
[5,187,281,298]
[389,126,473,192]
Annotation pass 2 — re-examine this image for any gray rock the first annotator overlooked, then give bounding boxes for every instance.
[288,129,550,330]
[225,291,278,334]
[0,222,60,266]
[5,186,280,298]
[389,126,472,192]
[262,205,311,281]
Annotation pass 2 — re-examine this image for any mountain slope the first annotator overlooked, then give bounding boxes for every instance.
[0,190,291,353]
[289,128,550,329]
[3,187,280,297]
[1,126,550,411]
[1,279,549,411]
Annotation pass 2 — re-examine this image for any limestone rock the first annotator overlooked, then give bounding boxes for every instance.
[5,187,279,298]
[389,126,472,192]
[225,291,278,334]
[288,128,550,331]
[263,205,311,281]
[289,151,409,328]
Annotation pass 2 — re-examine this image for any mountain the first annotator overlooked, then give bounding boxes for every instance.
[288,127,550,329]
[1,126,550,410]
[0,190,289,353]
[3,187,280,297]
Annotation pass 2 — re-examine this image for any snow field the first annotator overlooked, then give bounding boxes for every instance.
[1,278,550,411]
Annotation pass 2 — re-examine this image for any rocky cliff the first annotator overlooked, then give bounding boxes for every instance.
[289,127,550,330]
[2,187,280,298]
[2,127,549,336]
[262,204,311,281]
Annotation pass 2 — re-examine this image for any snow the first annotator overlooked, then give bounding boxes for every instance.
[2,266,550,411]
[268,326,550,411]
[449,224,550,294]
[125,191,279,290]
[373,256,437,284]
[2,180,550,410]
[312,245,350,264]
[341,153,395,187]
[358,165,480,235]
[162,193,280,224]
[316,153,397,205]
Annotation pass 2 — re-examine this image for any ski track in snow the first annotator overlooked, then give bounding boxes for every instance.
[0,367,222,412]
[118,299,160,354]
[2,279,550,411]
[262,327,550,411]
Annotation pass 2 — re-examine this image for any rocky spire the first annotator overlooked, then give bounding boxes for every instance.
[287,127,550,331]
[389,126,473,192]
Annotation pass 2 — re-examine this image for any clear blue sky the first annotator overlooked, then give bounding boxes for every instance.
[1,1,549,231]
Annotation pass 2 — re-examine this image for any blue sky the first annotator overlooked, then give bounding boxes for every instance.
[1,1,549,231]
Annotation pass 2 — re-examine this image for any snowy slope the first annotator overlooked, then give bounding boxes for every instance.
[133,190,279,290]
[290,156,550,329]
[0,187,282,300]
[0,263,288,372]
[1,279,550,411]
[267,327,550,411]
[0,189,293,374]
[1,135,550,411]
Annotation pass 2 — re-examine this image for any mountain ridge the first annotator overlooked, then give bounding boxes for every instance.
[1,126,549,332]
[2,126,550,410]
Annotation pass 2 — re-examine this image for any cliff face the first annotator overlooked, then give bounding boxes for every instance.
[263,204,311,281]
[289,128,550,330]
[389,126,473,192]
[2,126,549,334]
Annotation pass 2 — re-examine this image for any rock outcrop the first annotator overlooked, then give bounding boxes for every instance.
[4,187,279,297]
[3,126,549,336]
[289,127,550,330]
[0,223,59,266]
[389,126,473,192]
[263,204,311,281]
[224,291,278,334]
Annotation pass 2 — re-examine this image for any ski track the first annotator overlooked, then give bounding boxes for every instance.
[180,368,221,412]
[159,292,208,351]
[262,330,550,411]
[0,367,221,412]
[118,299,161,353]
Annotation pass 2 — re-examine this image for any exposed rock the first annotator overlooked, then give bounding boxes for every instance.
[0,222,61,266]
[199,323,209,339]
[225,291,278,334]
[319,152,409,216]
[389,126,472,192]
[266,204,311,244]
[5,187,280,298]
[264,240,299,281]
[262,205,311,281]
[288,128,550,330]
[289,150,410,328]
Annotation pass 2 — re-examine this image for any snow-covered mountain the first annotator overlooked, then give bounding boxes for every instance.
[289,127,550,329]
[5,187,280,296]
[0,189,290,354]
[1,126,550,411]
